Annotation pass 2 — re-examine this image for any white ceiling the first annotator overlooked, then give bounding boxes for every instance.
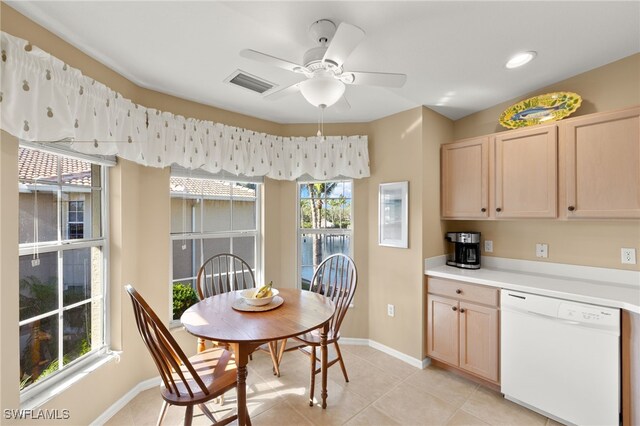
[7,1,640,124]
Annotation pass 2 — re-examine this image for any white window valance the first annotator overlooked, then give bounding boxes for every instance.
[0,32,370,181]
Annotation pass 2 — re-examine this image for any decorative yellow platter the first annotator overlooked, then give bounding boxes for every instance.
[499,92,582,129]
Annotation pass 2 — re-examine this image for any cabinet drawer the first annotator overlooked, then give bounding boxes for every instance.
[428,277,499,307]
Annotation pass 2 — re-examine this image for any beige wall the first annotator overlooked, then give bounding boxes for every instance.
[0,131,20,414]
[447,219,640,271]
[454,54,640,140]
[421,107,453,259]
[367,108,425,359]
[421,108,455,356]
[449,54,640,271]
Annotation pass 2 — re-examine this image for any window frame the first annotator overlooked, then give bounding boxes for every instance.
[17,146,110,403]
[169,176,262,324]
[296,179,354,290]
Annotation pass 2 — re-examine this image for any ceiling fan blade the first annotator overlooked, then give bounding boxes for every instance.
[333,95,351,112]
[342,71,407,88]
[264,82,300,100]
[322,22,365,68]
[240,49,305,73]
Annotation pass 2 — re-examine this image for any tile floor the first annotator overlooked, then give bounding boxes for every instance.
[105,344,562,426]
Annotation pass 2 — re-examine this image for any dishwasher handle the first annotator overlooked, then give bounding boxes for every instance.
[526,310,581,325]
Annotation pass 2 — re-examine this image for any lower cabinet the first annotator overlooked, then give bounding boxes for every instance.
[427,277,500,384]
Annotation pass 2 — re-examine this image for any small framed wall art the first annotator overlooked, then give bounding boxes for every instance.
[378,181,409,248]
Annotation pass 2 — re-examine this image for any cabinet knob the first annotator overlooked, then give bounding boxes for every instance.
[451,306,458,311]
[496,207,502,212]
[568,206,575,212]
[459,308,466,313]
[456,289,462,294]
[481,208,486,213]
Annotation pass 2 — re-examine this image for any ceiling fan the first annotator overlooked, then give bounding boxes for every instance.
[240,19,407,110]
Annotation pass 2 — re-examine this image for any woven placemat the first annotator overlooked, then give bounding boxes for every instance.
[232,295,284,312]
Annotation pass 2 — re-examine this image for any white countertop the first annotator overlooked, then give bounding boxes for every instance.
[425,256,640,314]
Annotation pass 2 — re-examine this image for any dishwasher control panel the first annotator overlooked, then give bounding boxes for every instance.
[557,302,619,327]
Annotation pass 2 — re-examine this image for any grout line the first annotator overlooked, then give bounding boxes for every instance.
[344,366,422,425]
[441,383,482,426]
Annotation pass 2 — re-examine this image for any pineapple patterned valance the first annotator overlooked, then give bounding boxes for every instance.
[0,32,369,180]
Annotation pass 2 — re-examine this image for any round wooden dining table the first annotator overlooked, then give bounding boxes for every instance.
[180,288,335,426]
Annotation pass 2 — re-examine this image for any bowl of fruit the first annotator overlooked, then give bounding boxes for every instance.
[241,281,279,306]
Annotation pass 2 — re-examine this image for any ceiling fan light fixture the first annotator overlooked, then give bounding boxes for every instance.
[299,76,345,108]
[505,51,537,69]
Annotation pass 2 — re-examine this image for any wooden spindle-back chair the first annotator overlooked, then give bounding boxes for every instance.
[125,285,242,426]
[196,253,255,299]
[277,254,358,405]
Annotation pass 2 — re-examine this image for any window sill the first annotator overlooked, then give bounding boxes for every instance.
[169,320,184,331]
[20,350,120,410]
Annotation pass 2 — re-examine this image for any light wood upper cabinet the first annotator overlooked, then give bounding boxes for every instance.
[494,124,558,218]
[442,106,639,220]
[441,137,489,219]
[561,107,640,218]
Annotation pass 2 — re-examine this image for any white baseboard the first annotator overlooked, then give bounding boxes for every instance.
[339,337,369,346]
[341,337,428,370]
[91,376,159,426]
[422,357,432,369]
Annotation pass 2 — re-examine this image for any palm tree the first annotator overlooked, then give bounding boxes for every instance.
[306,183,337,268]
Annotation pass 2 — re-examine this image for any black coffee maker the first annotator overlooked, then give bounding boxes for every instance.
[445,232,481,269]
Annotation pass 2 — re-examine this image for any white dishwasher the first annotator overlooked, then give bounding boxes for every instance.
[501,289,620,426]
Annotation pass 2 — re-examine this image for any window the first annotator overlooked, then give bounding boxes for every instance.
[18,146,107,393]
[298,180,353,290]
[67,201,84,239]
[170,175,260,320]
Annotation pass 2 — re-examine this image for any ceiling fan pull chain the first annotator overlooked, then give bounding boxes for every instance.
[321,106,324,140]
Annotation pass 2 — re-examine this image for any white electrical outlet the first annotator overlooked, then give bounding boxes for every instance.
[621,248,637,265]
[387,304,395,317]
[536,243,548,258]
[484,240,493,253]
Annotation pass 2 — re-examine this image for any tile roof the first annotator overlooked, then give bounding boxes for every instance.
[18,147,92,186]
[170,177,256,198]
[18,147,256,197]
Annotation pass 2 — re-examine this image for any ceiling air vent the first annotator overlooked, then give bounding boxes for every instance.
[225,70,275,94]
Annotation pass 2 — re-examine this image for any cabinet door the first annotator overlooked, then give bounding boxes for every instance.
[426,294,459,366]
[459,301,499,382]
[494,125,557,218]
[441,137,489,218]
[562,107,640,218]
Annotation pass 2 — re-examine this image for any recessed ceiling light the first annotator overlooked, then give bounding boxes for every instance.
[506,51,537,69]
